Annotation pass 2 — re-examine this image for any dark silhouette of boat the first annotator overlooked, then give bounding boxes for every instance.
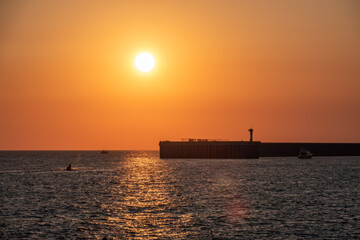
[65,164,74,171]
[298,148,312,159]
[101,150,109,154]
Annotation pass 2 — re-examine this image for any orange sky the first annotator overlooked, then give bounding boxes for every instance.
[1,0,360,150]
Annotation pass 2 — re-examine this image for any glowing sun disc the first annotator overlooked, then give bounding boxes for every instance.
[135,52,155,72]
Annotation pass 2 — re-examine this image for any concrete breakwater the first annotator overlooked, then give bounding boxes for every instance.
[159,141,261,159]
[260,142,360,157]
[159,140,360,159]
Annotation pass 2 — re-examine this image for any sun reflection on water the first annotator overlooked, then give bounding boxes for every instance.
[103,152,192,239]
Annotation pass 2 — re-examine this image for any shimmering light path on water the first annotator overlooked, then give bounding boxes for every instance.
[1,151,359,239]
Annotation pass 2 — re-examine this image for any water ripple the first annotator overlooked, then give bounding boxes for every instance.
[1,152,359,239]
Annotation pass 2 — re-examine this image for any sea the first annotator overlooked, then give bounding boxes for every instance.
[0,151,359,239]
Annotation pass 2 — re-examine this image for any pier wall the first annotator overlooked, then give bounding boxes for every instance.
[160,141,360,159]
[260,142,360,157]
[159,141,260,159]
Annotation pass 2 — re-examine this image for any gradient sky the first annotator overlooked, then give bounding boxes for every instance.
[1,0,360,150]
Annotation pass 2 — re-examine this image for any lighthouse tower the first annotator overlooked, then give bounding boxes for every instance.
[248,128,254,142]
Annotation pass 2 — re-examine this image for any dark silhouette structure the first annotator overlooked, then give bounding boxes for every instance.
[160,140,261,159]
[159,128,360,159]
[248,128,253,142]
[160,141,360,159]
[260,142,360,157]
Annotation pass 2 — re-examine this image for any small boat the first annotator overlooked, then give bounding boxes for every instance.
[100,150,109,154]
[298,148,312,159]
[65,164,74,171]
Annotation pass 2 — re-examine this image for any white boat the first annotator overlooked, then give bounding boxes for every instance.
[298,148,312,159]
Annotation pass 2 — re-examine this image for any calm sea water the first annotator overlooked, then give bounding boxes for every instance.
[0,151,359,239]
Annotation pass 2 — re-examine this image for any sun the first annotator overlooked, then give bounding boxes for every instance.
[135,52,155,72]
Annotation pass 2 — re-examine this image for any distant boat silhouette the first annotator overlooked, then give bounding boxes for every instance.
[101,150,109,154]
[298,148,312,159]
[65,164,74,171]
